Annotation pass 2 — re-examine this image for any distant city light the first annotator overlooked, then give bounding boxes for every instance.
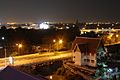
[97,24,100,26]
[7,22,16,25]
[81,31,84,34]
[2,37,5,40]
[31,23,37,26]
[39,22,49,29]
[112,24,114,26]
[111,28,116,31]
[82,27,85,29]
[98,34,100,37]
[44,22,49,24]
[109,27,111,29]
[66,26,69,29]
[73,25,75,27]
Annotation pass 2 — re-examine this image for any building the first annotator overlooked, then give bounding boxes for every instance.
[0,66,47,80]
[72,37,105,67]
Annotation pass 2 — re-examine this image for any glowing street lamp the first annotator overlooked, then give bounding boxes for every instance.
[116,34,119,38]
[2,37,5,40]
[16,43,22,48]
[50,76,53,79]
[115,34,119,42]
[107,33,113,39]
[53,39,56,43]
[53,39,63,50]
[18,44,22,48]
[1,37,7,67]
[59,40,63,44]
[16,43,23,54]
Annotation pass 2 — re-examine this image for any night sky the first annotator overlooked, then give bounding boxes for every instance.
[0,0,120,23]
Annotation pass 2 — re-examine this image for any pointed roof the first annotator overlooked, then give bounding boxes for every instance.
[0,66,47,80]
[72,37,103,53]
[77,43,88,53]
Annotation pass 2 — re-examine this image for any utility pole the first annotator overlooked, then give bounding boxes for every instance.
[2,37,7,67]
[4,48,7,67]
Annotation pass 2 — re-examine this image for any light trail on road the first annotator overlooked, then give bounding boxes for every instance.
[0,51,72,67]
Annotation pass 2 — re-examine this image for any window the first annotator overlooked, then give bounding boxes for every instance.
[91,60,94,63]
[87,59,90,62]
[84,59,87,62]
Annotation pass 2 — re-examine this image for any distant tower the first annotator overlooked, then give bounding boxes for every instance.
[75,19,79,25]
[74,19,79,28]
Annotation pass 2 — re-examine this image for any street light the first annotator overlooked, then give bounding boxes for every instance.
[18,44,22,48]
[2,37,7,67]
[59,39,63,44]
[52,39,64,51]
[116,34,119,38]
[52,39,56,51]
[57,39,63,50]
[16,43,22,54]
[50,75,53,79]
[115,34,119,42]
[53,39,56,43]
[16,43,22,48]
[2,37,5,40]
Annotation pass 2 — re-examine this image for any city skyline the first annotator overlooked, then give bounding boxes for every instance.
[0,0,120,23]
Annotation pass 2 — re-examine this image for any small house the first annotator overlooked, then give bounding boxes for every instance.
[72,37,105,67]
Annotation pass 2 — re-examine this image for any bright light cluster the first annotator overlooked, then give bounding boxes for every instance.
[39,23,49,29]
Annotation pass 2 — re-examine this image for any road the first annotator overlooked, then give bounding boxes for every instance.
[104,41,120,46]
[0,51,72,67]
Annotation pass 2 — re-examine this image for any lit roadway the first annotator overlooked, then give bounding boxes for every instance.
[80,28,120,33]
[104,41,120,46]
[0,51,72,67]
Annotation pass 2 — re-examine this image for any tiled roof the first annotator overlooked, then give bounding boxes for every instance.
[72,37,103,53]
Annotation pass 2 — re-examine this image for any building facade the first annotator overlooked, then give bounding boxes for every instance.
[72,37,105,67]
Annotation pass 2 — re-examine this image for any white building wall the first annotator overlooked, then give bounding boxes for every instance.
[73,52,81,66]
[81,53,87,65]
[73,52,97,67]
[89,53,96,67]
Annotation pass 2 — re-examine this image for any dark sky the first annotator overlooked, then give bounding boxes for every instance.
[0,0,120,23]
